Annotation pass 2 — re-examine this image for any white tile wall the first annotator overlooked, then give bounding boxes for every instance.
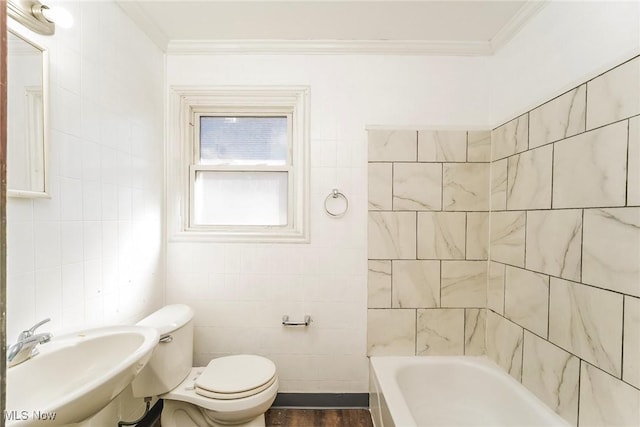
[6,1,164,337]
[5,1,164,423]
[167,52,492,392]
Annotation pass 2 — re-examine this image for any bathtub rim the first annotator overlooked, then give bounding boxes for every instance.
[369,355,569,427]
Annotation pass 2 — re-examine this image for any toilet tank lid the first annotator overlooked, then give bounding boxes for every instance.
[137,304,194,335]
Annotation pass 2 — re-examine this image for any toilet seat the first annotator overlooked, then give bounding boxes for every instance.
[195,354,277,400]
[160,367,279,413]
[196,376,277,400]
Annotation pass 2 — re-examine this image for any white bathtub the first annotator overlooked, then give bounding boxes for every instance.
[369,356,569,427]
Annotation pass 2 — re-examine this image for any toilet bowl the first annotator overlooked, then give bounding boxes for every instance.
[131,305,278,427]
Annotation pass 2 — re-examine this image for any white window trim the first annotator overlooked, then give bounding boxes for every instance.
[167,86,310,243]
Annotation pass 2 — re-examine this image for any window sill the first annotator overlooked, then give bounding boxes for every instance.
[168,229,310,244]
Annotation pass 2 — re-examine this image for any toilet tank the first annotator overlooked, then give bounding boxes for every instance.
[131,304,194,398]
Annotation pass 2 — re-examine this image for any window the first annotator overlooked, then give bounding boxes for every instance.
[168,87,309,242]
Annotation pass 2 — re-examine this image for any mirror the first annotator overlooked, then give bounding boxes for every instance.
[7,30,48,197]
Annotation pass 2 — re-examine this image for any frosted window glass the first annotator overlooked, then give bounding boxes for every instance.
[194,171,288,226]
[200,116,288,165]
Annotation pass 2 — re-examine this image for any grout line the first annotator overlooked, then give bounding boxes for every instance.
[492,259,632,298]
[463,308,467,355]
[621,296,626,382]
[550,143,555,209]
[625,119,630,206]
[580,209,585,283]
[440,163,444,211]
[585,81,589,134]
[577,360,582,424]
[546,274,551,340]
[465,131,469,163]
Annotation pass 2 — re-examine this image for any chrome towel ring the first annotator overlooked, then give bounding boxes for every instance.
[324,188,348,218]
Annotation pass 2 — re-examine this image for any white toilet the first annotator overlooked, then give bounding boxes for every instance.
[131,304,279,427]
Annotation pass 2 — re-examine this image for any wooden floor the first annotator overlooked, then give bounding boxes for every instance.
[265,409,374,427]
[151,408,373,427]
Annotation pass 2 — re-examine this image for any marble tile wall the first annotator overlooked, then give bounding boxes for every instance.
[487,55,640,426]
[367,129,490,357]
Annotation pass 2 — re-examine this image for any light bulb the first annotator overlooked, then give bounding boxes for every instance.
[40,5,74,29]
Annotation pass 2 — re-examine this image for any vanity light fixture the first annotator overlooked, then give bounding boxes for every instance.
[32,2,74,29]
[7,0,74,35]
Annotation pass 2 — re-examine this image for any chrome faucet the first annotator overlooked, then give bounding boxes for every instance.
[7,318,53,367]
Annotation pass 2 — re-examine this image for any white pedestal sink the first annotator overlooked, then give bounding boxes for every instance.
[6,325,159,426]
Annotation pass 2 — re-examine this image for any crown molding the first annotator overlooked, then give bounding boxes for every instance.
[490,0,548,53]
[166,39,494,56]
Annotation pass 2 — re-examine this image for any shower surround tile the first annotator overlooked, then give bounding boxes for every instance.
[488,56,640,425]
[368,130,417,161]
[624,296,640,388]
[441,261,486,308]
[442,163,489,211]
[579,362,640,427]
[392,163,442,210]
[466,212,489,260]
[368,163,392,210]
[490,211,525,267]
[586,56,640,130]
[549,278,623,377]
[464,308,486,356]
[368,212,416,259]
[416,212,465,260]
[628,116,640,206]
[416,309,464,355]
[391,260,440,308]
[491,158,507,211]
[367,309,416,356]
[486,311,523,381]
[417,130,467,162]
[526,210,582,281]
[467,131,491,162]
[492,113,528,161]
[367,261,391,308]
[487,262,506,315]
[582,208,640,297]
[552,121,628,208]
[367,128,490,360]
[504,266,549,338]
[529,85,586,149]
[506,145,552,210]
[522,332,580,426]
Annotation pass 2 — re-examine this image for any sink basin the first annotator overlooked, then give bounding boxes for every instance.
[6,325,159,426]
